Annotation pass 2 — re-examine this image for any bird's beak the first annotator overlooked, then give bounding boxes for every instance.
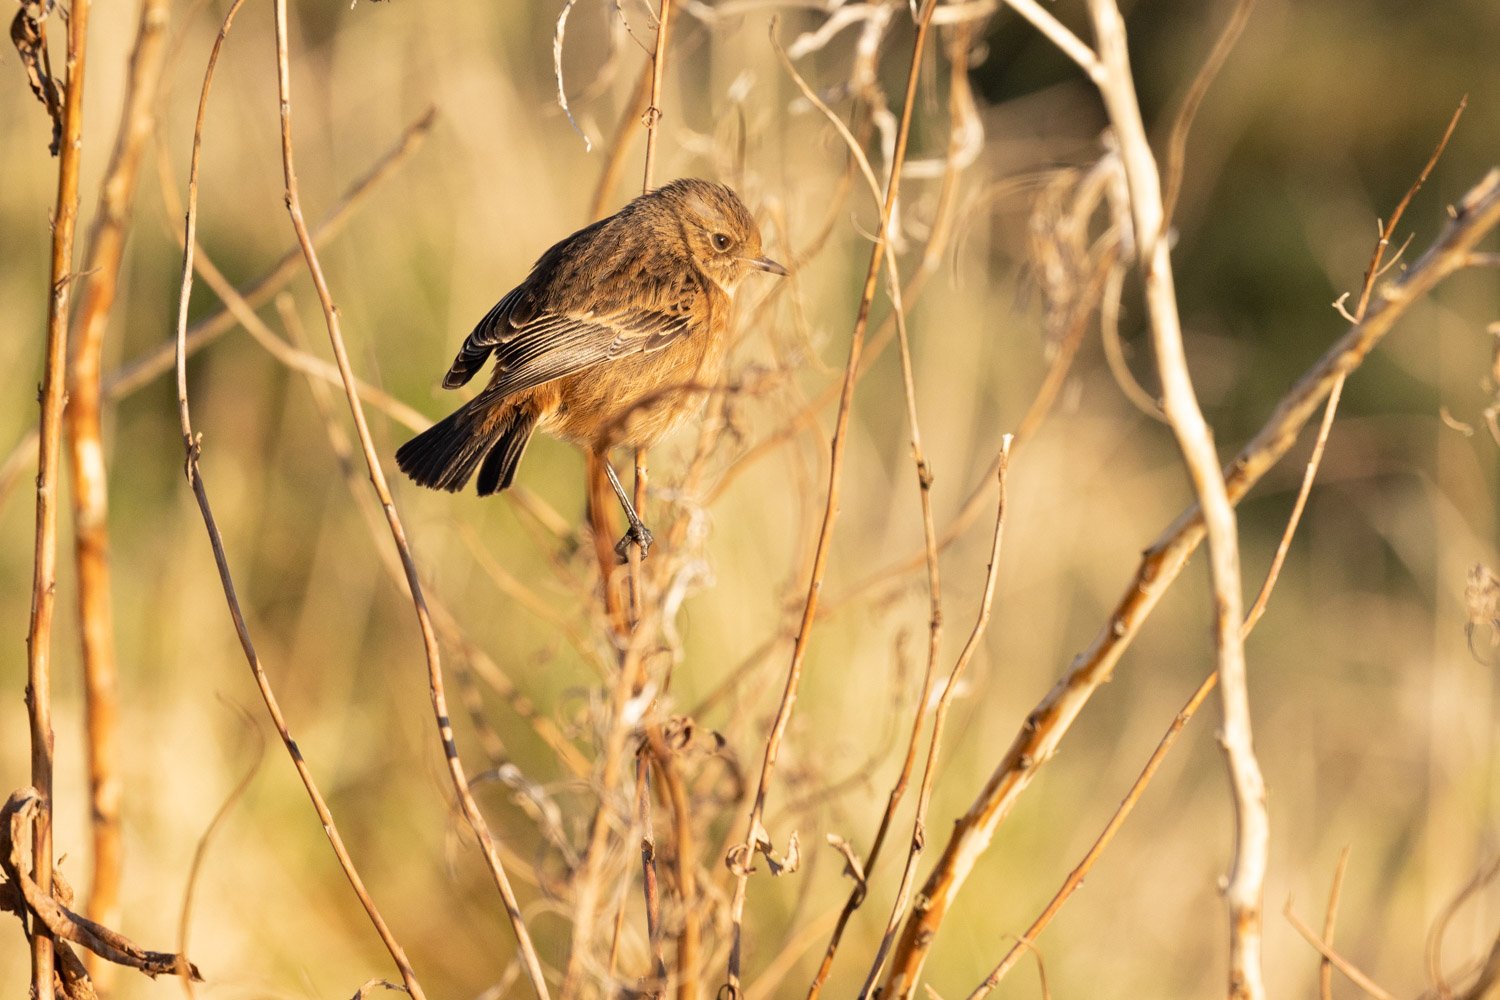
[746,255,789,276]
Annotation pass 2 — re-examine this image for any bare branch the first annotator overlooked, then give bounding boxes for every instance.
[269,0,550,994]
[877,169,1500,998]
[169,2,429,996]
[724,5,942,993]
[26,0,91,990]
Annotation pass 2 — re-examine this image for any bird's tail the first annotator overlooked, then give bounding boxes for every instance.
[395,398,537,496]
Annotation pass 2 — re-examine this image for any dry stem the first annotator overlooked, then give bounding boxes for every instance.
[861,441,1011,998]
[113,105,436,397]
[1086,6,1263,995]
[965,670,1219,997]
[1320,847,1352,1000]
[170,2,427,996]
[795,21,976,997]
[564,4,684,993]
[1284,901,1398,1000]
[877,169,1500,997]
[965,107,1476,997]
[64,1,170,971]
[268,1,550,995]
[26,0,91,993]
[724,3,940,992]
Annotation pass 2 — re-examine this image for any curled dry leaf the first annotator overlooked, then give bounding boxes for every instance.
[725,821,801,878]
[825,832,867,887]
[724,842,755,878]
[1,790,202,982]
[9,0,64,154]
[763,829,801,877]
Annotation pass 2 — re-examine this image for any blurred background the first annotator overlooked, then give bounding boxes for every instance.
[2,0,1498,997]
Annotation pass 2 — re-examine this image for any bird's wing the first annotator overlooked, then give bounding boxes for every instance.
[473,304,697,401]
[443,217,619,389]
[442,284,529,388]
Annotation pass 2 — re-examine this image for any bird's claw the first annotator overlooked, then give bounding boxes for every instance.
[615,523,653,563]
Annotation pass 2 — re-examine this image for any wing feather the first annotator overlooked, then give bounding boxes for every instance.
[443,285,531,388]
[442,211,705,396]
[478,307,694,400]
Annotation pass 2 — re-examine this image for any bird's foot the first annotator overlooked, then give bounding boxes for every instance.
[615,522,654,563]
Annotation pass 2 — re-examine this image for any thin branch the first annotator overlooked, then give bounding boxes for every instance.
[64,0,170,972]
[877,169,1500,998]
[705,42,974,508]
[798,21,976,996]
[621,0,673,642]
[27,0,91,991]
[1356,98,1466,319]
[1285,901,1398,1000]
[181,243,430,431]
[553,0,594,152]
[1087,5,1263,997]
[176,706,264,998]
[1160,0,1254,228]
[1426,855,1500,999]
[861,440,1011,998]
[565,4,679,991]
[969,417,1369,999]
[1240,374,1342,635]
[170,2,428,996]
[998,0,1102,83]
[268,2,550,995]
[273,299,594,782]
[562,625,660,998]
[965,668,1218,997]
[1320,847,1352,1000]
[113,104,437,398]
[1098,257,1166,419]
[636,758,667,985]
[641,0,672,192]
[589,58,654,221]
[654,738,699,1000]
[2,790,199,984]
[1248,94,1464,684]
[724,4,941,992]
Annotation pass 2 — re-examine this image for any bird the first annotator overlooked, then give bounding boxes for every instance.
[395,178,787,560]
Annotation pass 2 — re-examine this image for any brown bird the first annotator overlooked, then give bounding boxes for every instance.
[396,178,786,559]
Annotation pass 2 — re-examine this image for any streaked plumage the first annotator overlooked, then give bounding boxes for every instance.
[396,178,785,554]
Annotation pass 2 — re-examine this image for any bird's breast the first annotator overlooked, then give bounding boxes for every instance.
[545,309,729,450]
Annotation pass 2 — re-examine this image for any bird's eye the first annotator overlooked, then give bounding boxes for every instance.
[711,232,732,252]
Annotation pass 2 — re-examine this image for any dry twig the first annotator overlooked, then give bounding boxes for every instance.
[861,441,1011,998]
[792,21,977,997]
[724,4,942,993]
[1284,900,1398,1000]
[877,168,1500,998]
[169,2,428,996]
[268,0,550,994]
[63,0,170,969]
[25,0,91,991]
[1088,7,1263,994]
[968,105,1478,997]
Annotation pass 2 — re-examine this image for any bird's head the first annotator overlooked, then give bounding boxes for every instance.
[655,178,788,293]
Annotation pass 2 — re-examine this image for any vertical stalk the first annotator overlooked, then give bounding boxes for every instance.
[27,0,91,995]
[724,2,940,991]
[1086,2,1264,996]
[65,1,171,976]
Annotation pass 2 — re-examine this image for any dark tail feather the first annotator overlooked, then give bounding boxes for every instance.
[476,408,536,496]
[395,400,535,495]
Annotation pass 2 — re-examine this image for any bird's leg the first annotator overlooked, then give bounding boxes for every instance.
[602,456,653,562]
